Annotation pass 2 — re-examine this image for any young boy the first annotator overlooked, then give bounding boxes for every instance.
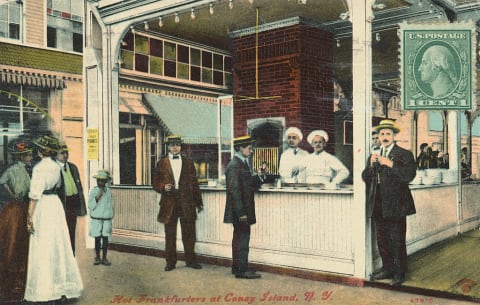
[88,169,114,266]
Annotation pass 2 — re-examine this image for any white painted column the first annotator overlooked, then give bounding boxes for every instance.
[351,0,374,279]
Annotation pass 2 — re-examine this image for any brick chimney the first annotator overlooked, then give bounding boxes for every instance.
[231,22,334,151]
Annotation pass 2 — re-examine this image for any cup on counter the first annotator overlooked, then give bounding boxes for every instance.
[275,178,282,188]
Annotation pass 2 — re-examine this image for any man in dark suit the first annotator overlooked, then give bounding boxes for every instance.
[55,143,87,256]
[224,135,263,279]
[152,135,203,271]
[362,119,416,287]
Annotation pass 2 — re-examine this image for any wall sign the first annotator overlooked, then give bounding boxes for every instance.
[87,127,99,160]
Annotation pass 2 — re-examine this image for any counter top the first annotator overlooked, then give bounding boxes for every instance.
[200,184,354,194]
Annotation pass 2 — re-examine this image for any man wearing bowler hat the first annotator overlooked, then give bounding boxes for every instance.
[224,135,264,279]
[362,119,416,287]
[152,135,203,271]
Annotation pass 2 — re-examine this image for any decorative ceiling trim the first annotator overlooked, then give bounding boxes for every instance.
[229,16,331,38]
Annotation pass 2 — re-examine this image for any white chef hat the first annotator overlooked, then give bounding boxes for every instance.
[284,127,303,141]
[307,130,329,144]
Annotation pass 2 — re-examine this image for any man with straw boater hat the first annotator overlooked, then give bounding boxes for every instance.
[152,135,203,272]
[362,119,416,287]
[224,135,264,279]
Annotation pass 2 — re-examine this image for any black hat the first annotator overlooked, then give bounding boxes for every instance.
[57,142,69,153]
[165,135,183,144]
[8,140,33,155]
[233,135,255,147]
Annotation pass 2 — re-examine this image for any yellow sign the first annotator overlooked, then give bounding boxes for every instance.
[87,128,99,160]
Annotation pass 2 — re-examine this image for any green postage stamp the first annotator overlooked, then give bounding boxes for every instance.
[400,22,476,110]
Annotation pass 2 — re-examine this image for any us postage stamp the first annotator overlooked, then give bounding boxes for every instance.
[400,22,476,110]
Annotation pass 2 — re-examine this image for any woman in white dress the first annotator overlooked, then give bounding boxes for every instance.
[24,135,83,302]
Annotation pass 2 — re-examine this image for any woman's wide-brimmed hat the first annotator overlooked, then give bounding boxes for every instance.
[8,140,33,155]
[93,169,111,180]
[33,135,60,151]
[374,119,400,133]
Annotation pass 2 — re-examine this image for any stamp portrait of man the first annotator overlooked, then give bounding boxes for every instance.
[416,44,459,98]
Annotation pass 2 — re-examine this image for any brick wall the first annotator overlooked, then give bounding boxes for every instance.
[232,24,334,150]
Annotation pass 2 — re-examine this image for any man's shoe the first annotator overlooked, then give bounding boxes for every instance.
[235,271,261,279]
[371,269,394,280]
[93,257,101,265]
[186,262,202,269]
[102,258,111,266]
[391,273,405,287]
[164,264,176,271]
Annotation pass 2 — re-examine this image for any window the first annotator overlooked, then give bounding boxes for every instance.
[47,0,83,53]
[119,32,232,88]
[0,1,22,41]
[118,112,158,185]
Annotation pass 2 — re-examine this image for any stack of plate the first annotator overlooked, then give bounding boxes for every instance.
[423,169,442,185]
[441,170,457,184]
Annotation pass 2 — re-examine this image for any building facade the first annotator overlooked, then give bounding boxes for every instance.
[0,0,84,177]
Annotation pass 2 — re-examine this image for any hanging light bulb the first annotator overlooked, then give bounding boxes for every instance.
[158,16,163,27]
[375,32,381,42]
[174,12,180,23]
[130,26,135,34]
[248,0,254,4]
[336,39,340,47]
[144,21,149,31]
[209,3,214,15]
[229,0,233,9]
[191,8,196,19]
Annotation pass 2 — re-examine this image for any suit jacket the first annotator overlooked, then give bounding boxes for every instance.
[58,161,87,216]
[152,155,203,224]
[362,144,416,218]
[223,156,263,225]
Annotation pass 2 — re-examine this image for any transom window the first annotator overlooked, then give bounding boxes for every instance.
[120,32,232,88]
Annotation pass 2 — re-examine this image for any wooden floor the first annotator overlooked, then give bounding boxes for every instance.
[371,229,480,302]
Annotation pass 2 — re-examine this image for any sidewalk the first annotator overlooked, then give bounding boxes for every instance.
[75,245,477,305]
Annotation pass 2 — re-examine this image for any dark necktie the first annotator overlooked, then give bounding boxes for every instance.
[173,156,179,160]
[293,149,297,155]
[64,163,67,172]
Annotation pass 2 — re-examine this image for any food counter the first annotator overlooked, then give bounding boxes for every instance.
[109,180,479,278]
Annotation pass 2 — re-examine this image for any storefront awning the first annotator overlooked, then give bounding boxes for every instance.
[0,69,65,89]
[119,92,151,115]
[144,93,232,145]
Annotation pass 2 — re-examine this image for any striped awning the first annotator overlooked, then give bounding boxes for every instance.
[119,92,151,114]
[143,93,232,145]
[0,69,65,89]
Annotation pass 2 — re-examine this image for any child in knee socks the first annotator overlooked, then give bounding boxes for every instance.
[88,170,114,266]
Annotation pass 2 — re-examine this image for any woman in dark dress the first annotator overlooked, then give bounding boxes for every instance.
[0,140,33,303]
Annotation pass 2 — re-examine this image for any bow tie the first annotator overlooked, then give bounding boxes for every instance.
[172,156,180,160]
